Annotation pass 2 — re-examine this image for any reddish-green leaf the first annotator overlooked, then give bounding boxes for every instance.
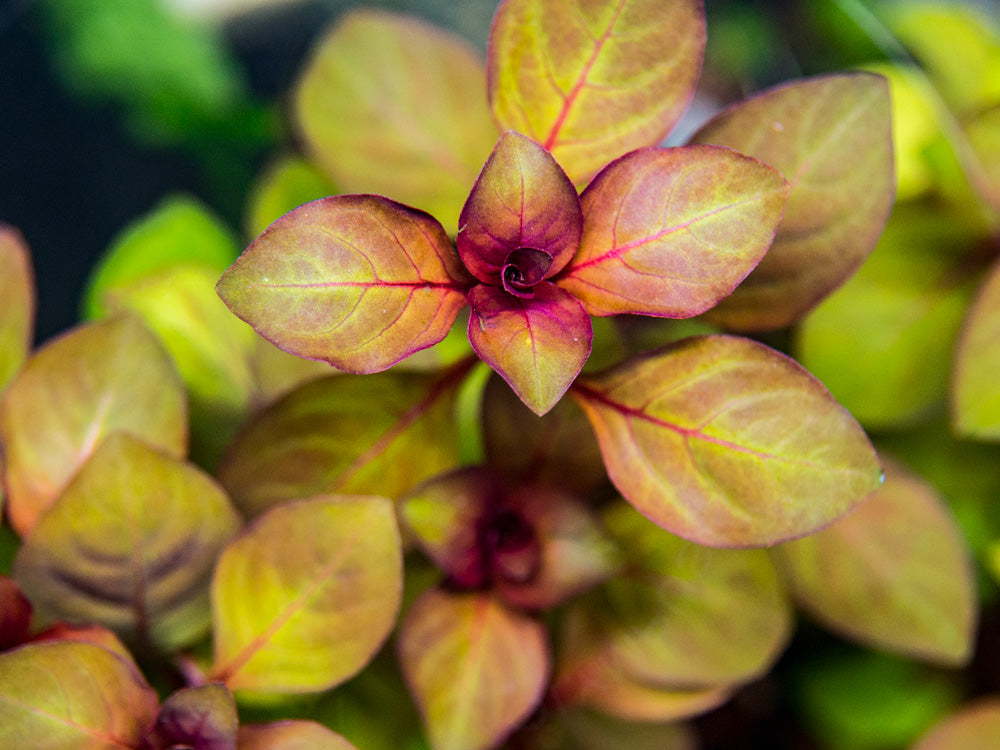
[294,9,497,234]
[557,145,788,317]
[210,496,402,694]
[691,73,894,330]
[398,588,549,750]
[0,315,187,536]
[0,640,158,750]
[912,699,1000,750]
[13,433,240,651]
[488,0,705,185]
[0,225,33,393]
[571,335,881,547]
[238,721,359,750]
[952,259,1000,439]
[467,282,592,415]
[217,195,470,374]
[0,575,31,651]
[773,459,976,666]
[148,684,237,750]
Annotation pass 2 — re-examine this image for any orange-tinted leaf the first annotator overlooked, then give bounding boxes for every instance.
[952,259,1000,439]
[0,575,31,651]
[912,699,1000,750]
[30,623,139,672]
[238,720,359,750]
[692,73,894,330]
[0,225,33,392]
[148,684,237,750]
[488,0,705,184]
[558,145,788,317]
[0,315,187,536]
[572,335,881,547]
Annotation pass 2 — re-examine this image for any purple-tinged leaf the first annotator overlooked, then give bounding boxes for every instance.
[557,145,788,317]
[398,588,549,750]
[294,9,498,234]
[209,496,402,694]
[238,721,359,750]
[457,131,582,285]
[0,640,159,749]
[0,225,33,393]
[691,73,894,330]
[0,315,187,536]
[0,575,31,651]
[952,259,1000,439]
[488,0,705,185]
[571,335,881,547]
[12,433,241,651]
[912,699,1000,750]
[468,282,591,415]
[217,195,470,374]
[147,684,237,750]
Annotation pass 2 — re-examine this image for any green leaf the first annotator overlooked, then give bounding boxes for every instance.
[692,73,894,330]
[13,433,240,651]
[148,683,237,750]
[217,195,470,374]
[246,154,338,239]
[294,9,497,234]
[0,316,187,536]
[0,225,33,393]
[518,708,697,750]
[0,640,159,750]
[488,0,705,185]
[913,699,1000,750]
[558,145,788,317]
[773,458,976,666]
[572,335,881,547]
[953,258,1000,439]
[398,587,548,750]
[210,495,402,694]
[962,103,1000,211]
[238,720,359,750]
[216,369,464,518]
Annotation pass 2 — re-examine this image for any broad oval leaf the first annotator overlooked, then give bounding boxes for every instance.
[294,9,498,234]
[952,259,1000,439]
[238,721,359,750]
[773,459,976,666]
[217,195,470,373]
[571,335,881,547]
[210,495,402,694]
[0,640,158,750]
[558,145,788,317]
[13,433,241,651]
[912,699,1000,750]
[488,0,705,185]
[398,588,549,750]
[148,683,237,750]
[0,224,33,392]
[0,315,187,536]
[691,73,894,330]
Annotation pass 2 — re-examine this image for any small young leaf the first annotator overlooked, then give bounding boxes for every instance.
[0,575,31,651]
[913,699,1000,750]
[238,720,359,750]
[0,225,34,393]
[558,145,788,317]
[0,315,187,536]
[217,195,470,374]
[692,73,894,330]
[571,335,881,547]
[148,683,237,750]
[398,587,549,750]
[210,495,402,694]
[488,0,705,185]
[952,259,1000,439]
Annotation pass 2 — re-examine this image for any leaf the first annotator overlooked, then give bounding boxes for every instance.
[209,495,402,694]
[488,0,705,185]
[398,588,549,750]
[293,9,497,234]
[953,259,1000,439]
[13,433,241,651]
[0,225,34,392]
[217,195,470,374]
[773,458,976,666]
[467,282,592,415]
[148,684,237,750]
[246,154,338,239]
[0,640,159,750]
[691,73,894,330]
[571,335,881,547]
[961,102,1000,211]
[0,575,32,651]
[557,145,788,317]
[0,315,187,536]
[238,721,359,750]
[216,369,464,518]
[518,707,697,750]
[913,699,1000,750]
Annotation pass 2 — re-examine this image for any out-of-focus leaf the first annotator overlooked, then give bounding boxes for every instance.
[13,433,240,651]
[488,0,705,185]
[774,458,976,666]
[558,145,788,317]
[953,258,1000,439]
[517,707,696,750]
[217,195,470,373]
[0,640,159,749]
[216,369,464,518]
[692,73,894,330]
[210,496,402,694]
[248,336,337,407]
[0,225,33,392]
[0,575,31,651]
[572,335,880,547]
[246,155,338,239]
[398,587,548,750]
[913,699,1000,750]
[147,683,237,750]
[962,104,1000,211]
[0,316,187,536]
[30,623,139,672]
[238,720,359,750]
[294,9,497,234]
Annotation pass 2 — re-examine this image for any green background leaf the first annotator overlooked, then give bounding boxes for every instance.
[0,225,34,393]
[952,259,1000,438]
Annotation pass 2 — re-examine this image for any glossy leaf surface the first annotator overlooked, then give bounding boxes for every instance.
[398,588,548,750]
[692,73,894,330]
[913,699,1000,750]
[952,260,1000,438]
[238,721,359,750]
[0,225,33,392]
[558,145,788,317]
[13,433,240,650]
[218,195,469,373]
[488,0,705,184]
[572,335,881,547]
[210,496,402,693]
[148,683,237,750]
[0,315,187,536]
